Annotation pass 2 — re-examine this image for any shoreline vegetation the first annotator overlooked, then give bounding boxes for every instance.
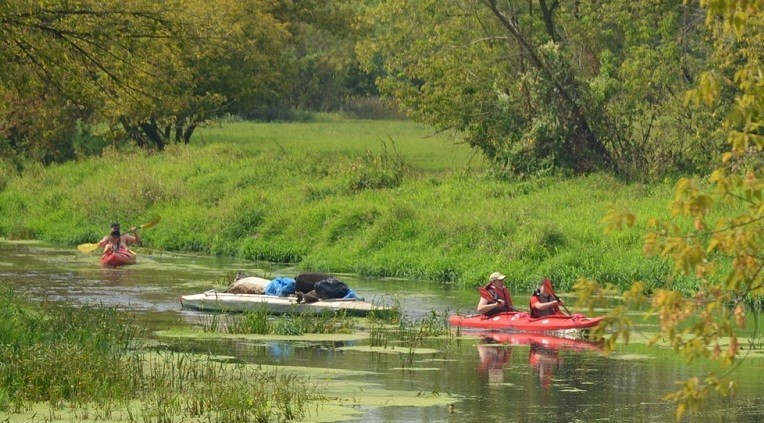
[0,116,692,292]
[0,287,447,422]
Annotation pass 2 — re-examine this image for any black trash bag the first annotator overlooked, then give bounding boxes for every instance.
[314,277,350,300]
[294,272,332,293]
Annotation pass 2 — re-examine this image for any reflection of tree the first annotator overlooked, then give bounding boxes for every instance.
[529,343,561,390]
[477,340,512,386]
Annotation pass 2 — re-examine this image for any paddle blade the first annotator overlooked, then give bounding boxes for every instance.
[478,287,494,301]
[543,278,571,315]
[139,216,161,230]
[77,243,100,253]
[543,278,555,296]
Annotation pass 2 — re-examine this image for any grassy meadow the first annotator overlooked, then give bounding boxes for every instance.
[0,115,692,292]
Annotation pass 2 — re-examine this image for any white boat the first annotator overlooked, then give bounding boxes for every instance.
[179,290,391,317]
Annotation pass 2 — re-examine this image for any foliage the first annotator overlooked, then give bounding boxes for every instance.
[0,0,179,159]
[358,0,726,179]
[0,0,377,162]
[589,1,764,419]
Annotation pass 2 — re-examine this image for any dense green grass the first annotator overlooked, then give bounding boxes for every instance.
[0,116,692,291]
[195,116,488,174]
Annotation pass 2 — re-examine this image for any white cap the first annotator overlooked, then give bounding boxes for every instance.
[489,272,506,282]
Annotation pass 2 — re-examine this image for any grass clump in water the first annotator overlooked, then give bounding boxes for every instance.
[204,306,360,335]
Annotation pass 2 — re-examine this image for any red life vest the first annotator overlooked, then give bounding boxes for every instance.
[483,283,513,316]
[530,291,560,318]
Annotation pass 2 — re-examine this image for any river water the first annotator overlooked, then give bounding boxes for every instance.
[1,240,763,422]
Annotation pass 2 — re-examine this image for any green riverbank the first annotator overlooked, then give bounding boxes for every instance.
[0,117,681,291]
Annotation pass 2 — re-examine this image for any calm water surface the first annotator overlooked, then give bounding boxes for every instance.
[1,240,763,422]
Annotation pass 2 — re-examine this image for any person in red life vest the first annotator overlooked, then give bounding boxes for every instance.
[529,279,564,318]
[477,272,514,316]
[97,222,140,254]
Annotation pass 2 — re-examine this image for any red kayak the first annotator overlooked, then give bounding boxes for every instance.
[100,249,137,267]
[449,311,604,332]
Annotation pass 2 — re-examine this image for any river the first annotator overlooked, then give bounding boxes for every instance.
[1,240,763,422]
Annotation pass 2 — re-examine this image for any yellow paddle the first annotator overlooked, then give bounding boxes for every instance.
[77,216,161,253]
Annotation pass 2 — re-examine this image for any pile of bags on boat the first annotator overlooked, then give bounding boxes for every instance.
[225,272,359,303]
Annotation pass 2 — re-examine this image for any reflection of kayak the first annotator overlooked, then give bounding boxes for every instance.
[179,290,392,317]
[449,312,604,332]
[100,250,137,267]
[478,332,604,352]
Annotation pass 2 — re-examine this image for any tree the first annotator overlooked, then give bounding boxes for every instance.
[108,0,294,148]
[359,0,724,178]
[590,1,763,419]
[0,0,183,159]
[0,0,365,158]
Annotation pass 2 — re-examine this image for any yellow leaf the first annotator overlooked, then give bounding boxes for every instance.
[676,403,686,421]
[734,304,746,328]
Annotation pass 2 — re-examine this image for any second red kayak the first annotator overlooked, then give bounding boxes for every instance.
[100,250,137,267]
[449,312,604,332]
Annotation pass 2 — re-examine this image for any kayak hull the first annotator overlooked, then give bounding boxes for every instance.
[100,250,137,267]
[449,312,604,332]
[180,290,393,317]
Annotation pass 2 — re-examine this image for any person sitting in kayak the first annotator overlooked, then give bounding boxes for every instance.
[529,279,564,318]
[98,222,140,254]
[477,272,514,316]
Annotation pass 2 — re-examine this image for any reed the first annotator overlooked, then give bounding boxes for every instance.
[222,308,357,335]
[141,351,321,422]
[0,290,323,422]
[367,309,453,350]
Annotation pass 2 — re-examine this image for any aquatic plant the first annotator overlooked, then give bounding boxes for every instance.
[0,290,324,422]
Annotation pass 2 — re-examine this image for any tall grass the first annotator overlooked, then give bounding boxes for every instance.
[0,289,143,412]
[0,289,322,421]
[142,351,319,422]
[0,117,707,291]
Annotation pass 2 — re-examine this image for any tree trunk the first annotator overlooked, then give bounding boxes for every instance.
[183,124,196,144]
[139,120,165,150]
[538,0,559,41]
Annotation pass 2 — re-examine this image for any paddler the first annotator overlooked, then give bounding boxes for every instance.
[98,222,140,253]
[477,271,514,316]
[529,279,564,318]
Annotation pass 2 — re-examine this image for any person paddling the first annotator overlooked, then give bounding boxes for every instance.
[98,222,140,254]
[477,272,515,316]
[529,279,564,318]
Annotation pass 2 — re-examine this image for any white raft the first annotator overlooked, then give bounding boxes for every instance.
[180,290,391,317]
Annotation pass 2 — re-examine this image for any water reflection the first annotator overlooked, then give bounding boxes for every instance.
[476,339,511,386]
[529,342,560,390]
[476,332,603,390]
[265,340,355,363]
